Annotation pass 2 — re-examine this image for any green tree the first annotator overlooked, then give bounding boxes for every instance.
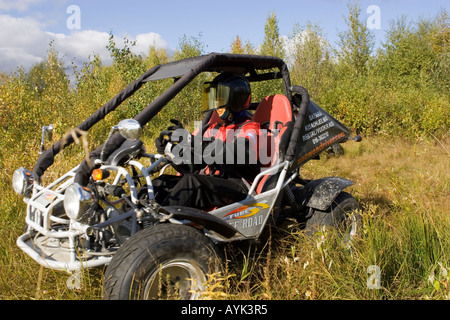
[244,39,257,55]
[370,12,449,135]
[146,46,169,68]
[26,44,69,96]
[260,12,285,59]
[376,10,449,91]
[172,34,205,61]
[290,22,334,100]
[230,35,245,54]
[428,9,450,93]
[337,0,375,76]
[165,34,208,127]
[230,36,256,54]
[379,17,432,79]
[106,32,146,84]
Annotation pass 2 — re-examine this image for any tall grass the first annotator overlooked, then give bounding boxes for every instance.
[3,136,446,300]
[199,136,450,300]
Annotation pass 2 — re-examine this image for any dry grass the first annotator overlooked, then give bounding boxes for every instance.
[200,135,450,300]
[1,135,449,300]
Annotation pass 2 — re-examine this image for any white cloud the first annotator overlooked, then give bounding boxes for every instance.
[132,32,170,56]
[0,47,43,68]
[0,14,50,71]
[0,0,43,12]
[0,14,172,74]
[49,30,113,67]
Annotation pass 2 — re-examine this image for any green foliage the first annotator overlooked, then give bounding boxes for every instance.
[230,36,245,54]
[290,22,335,101]
[248,12,286,101]
[310,3,449,137]
[107,33,147,83]
[0,2,446,155]
[173,34,206,60]
[337,0,375,77]
[260,12,285,59]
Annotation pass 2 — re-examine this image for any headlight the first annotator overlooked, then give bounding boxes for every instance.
[64,183,94,221]
[12,167,33,197]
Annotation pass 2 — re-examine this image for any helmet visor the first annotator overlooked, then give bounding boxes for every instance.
[202,82,231,111]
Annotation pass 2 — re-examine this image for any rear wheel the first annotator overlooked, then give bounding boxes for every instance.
[103,223,222,300]
[306,192,361,239]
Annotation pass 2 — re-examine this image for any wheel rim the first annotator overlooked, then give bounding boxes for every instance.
[143,259,207,300]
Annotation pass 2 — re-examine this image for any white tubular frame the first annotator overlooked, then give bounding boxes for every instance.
[16,155,164,272]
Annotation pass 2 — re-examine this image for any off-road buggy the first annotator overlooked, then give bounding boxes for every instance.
[13,53,362,299]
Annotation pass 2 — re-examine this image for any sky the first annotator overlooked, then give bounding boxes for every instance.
[0,0,448,74]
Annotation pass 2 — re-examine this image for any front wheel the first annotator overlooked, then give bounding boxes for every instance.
[306,192,361,238]
[103,223,222,300]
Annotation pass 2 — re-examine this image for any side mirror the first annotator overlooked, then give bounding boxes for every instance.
[100,119,142,163]
[39,124,54,154]
[115,119,142,141]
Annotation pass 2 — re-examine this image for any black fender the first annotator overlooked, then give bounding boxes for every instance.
[159,206,239,239]
[299,177,353,211]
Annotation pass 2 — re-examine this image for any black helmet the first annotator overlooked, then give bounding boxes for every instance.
[202,73,251,119]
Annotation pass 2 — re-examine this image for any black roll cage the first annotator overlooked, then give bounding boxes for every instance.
[33,52,312,181]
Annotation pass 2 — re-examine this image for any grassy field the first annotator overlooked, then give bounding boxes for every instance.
[1,135,448,300]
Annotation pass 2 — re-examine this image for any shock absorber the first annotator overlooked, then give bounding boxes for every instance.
[284,185,300,213]
[142,220,152,229]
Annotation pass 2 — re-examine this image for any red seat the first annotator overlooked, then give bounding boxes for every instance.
[253,95,293,129]
[208,110,222,126]
[252,95,293,194]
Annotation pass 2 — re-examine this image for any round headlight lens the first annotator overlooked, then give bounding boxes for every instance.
[64,183,94,221]
[12,167,33,196]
